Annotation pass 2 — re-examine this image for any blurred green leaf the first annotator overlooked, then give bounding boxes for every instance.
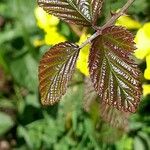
[25,94,40,108]
[138,132,150,150]
[0,99,15,109]
[10,54,38,92]
[134,137,145,150]
[17,126,34,149]
[0,112,14,135]
[116,135,133,150]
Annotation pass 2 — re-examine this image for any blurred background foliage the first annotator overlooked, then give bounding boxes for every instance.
[0,0,150,149]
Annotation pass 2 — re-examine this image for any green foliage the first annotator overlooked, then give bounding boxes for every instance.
[0,0,150,149]
[0,112,14,135]
[10,54,38,91]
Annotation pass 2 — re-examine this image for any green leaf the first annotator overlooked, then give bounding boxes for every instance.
[138,132,150,150]
[134,137,146,150]
[25,94,40,108]
[10,54,38,92]
[17,126,33,149]
[38,0,103,26]
[0,112,14,135]
[95,120,124,143]
[116,135,133,150]
[0,99,15,109]
[89,26,142,113]
[39,42,79,105]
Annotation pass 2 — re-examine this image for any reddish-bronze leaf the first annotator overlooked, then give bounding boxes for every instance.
[100,102,130,130]
[83,77,129,129]
[91,0,103,25]
[83,77,98,112]
[39,42,79,105]
[89,26,142,113]
[38,0,103,26]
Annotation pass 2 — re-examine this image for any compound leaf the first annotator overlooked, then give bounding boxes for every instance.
[89,26,142,113]
[38,0,103,26]
[39,42,79,105]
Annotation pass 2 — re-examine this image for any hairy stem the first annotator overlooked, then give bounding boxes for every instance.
[102,0,134,29]
[79,30,101,49]
[79,0,134,49]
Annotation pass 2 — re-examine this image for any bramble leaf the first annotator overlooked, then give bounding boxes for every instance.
[83,77,98,112]
[83,77,129,129]
[39,42,79,105]
[38,0,103,26]
[100,103,130,130]
[89,26,142,113]
[91,0,103,25]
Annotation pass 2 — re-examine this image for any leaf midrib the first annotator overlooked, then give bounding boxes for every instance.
[103,48,132,106]
[67,0,91,23]
[45,49,79,101]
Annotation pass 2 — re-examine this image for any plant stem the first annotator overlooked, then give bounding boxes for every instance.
[79,30,101,49]
[79,0,135,49]
[101,0,135,29]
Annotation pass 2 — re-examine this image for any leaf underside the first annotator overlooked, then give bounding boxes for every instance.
[38,0,103,26]
[83,77,98,112]
[89,26,142,113]
[39,42,79,105]
[84,77,130,129]
[100,102,130,130]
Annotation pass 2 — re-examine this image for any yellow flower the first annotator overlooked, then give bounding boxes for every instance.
[142,84,150,96]
[34,7,59,32]
[116,15,141,30]
[134,23,150,96]
[144,54,150,80]
[76,33,90,76]
[34,7,66,46]
[134,23,150,59]
[45,27,66,45]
